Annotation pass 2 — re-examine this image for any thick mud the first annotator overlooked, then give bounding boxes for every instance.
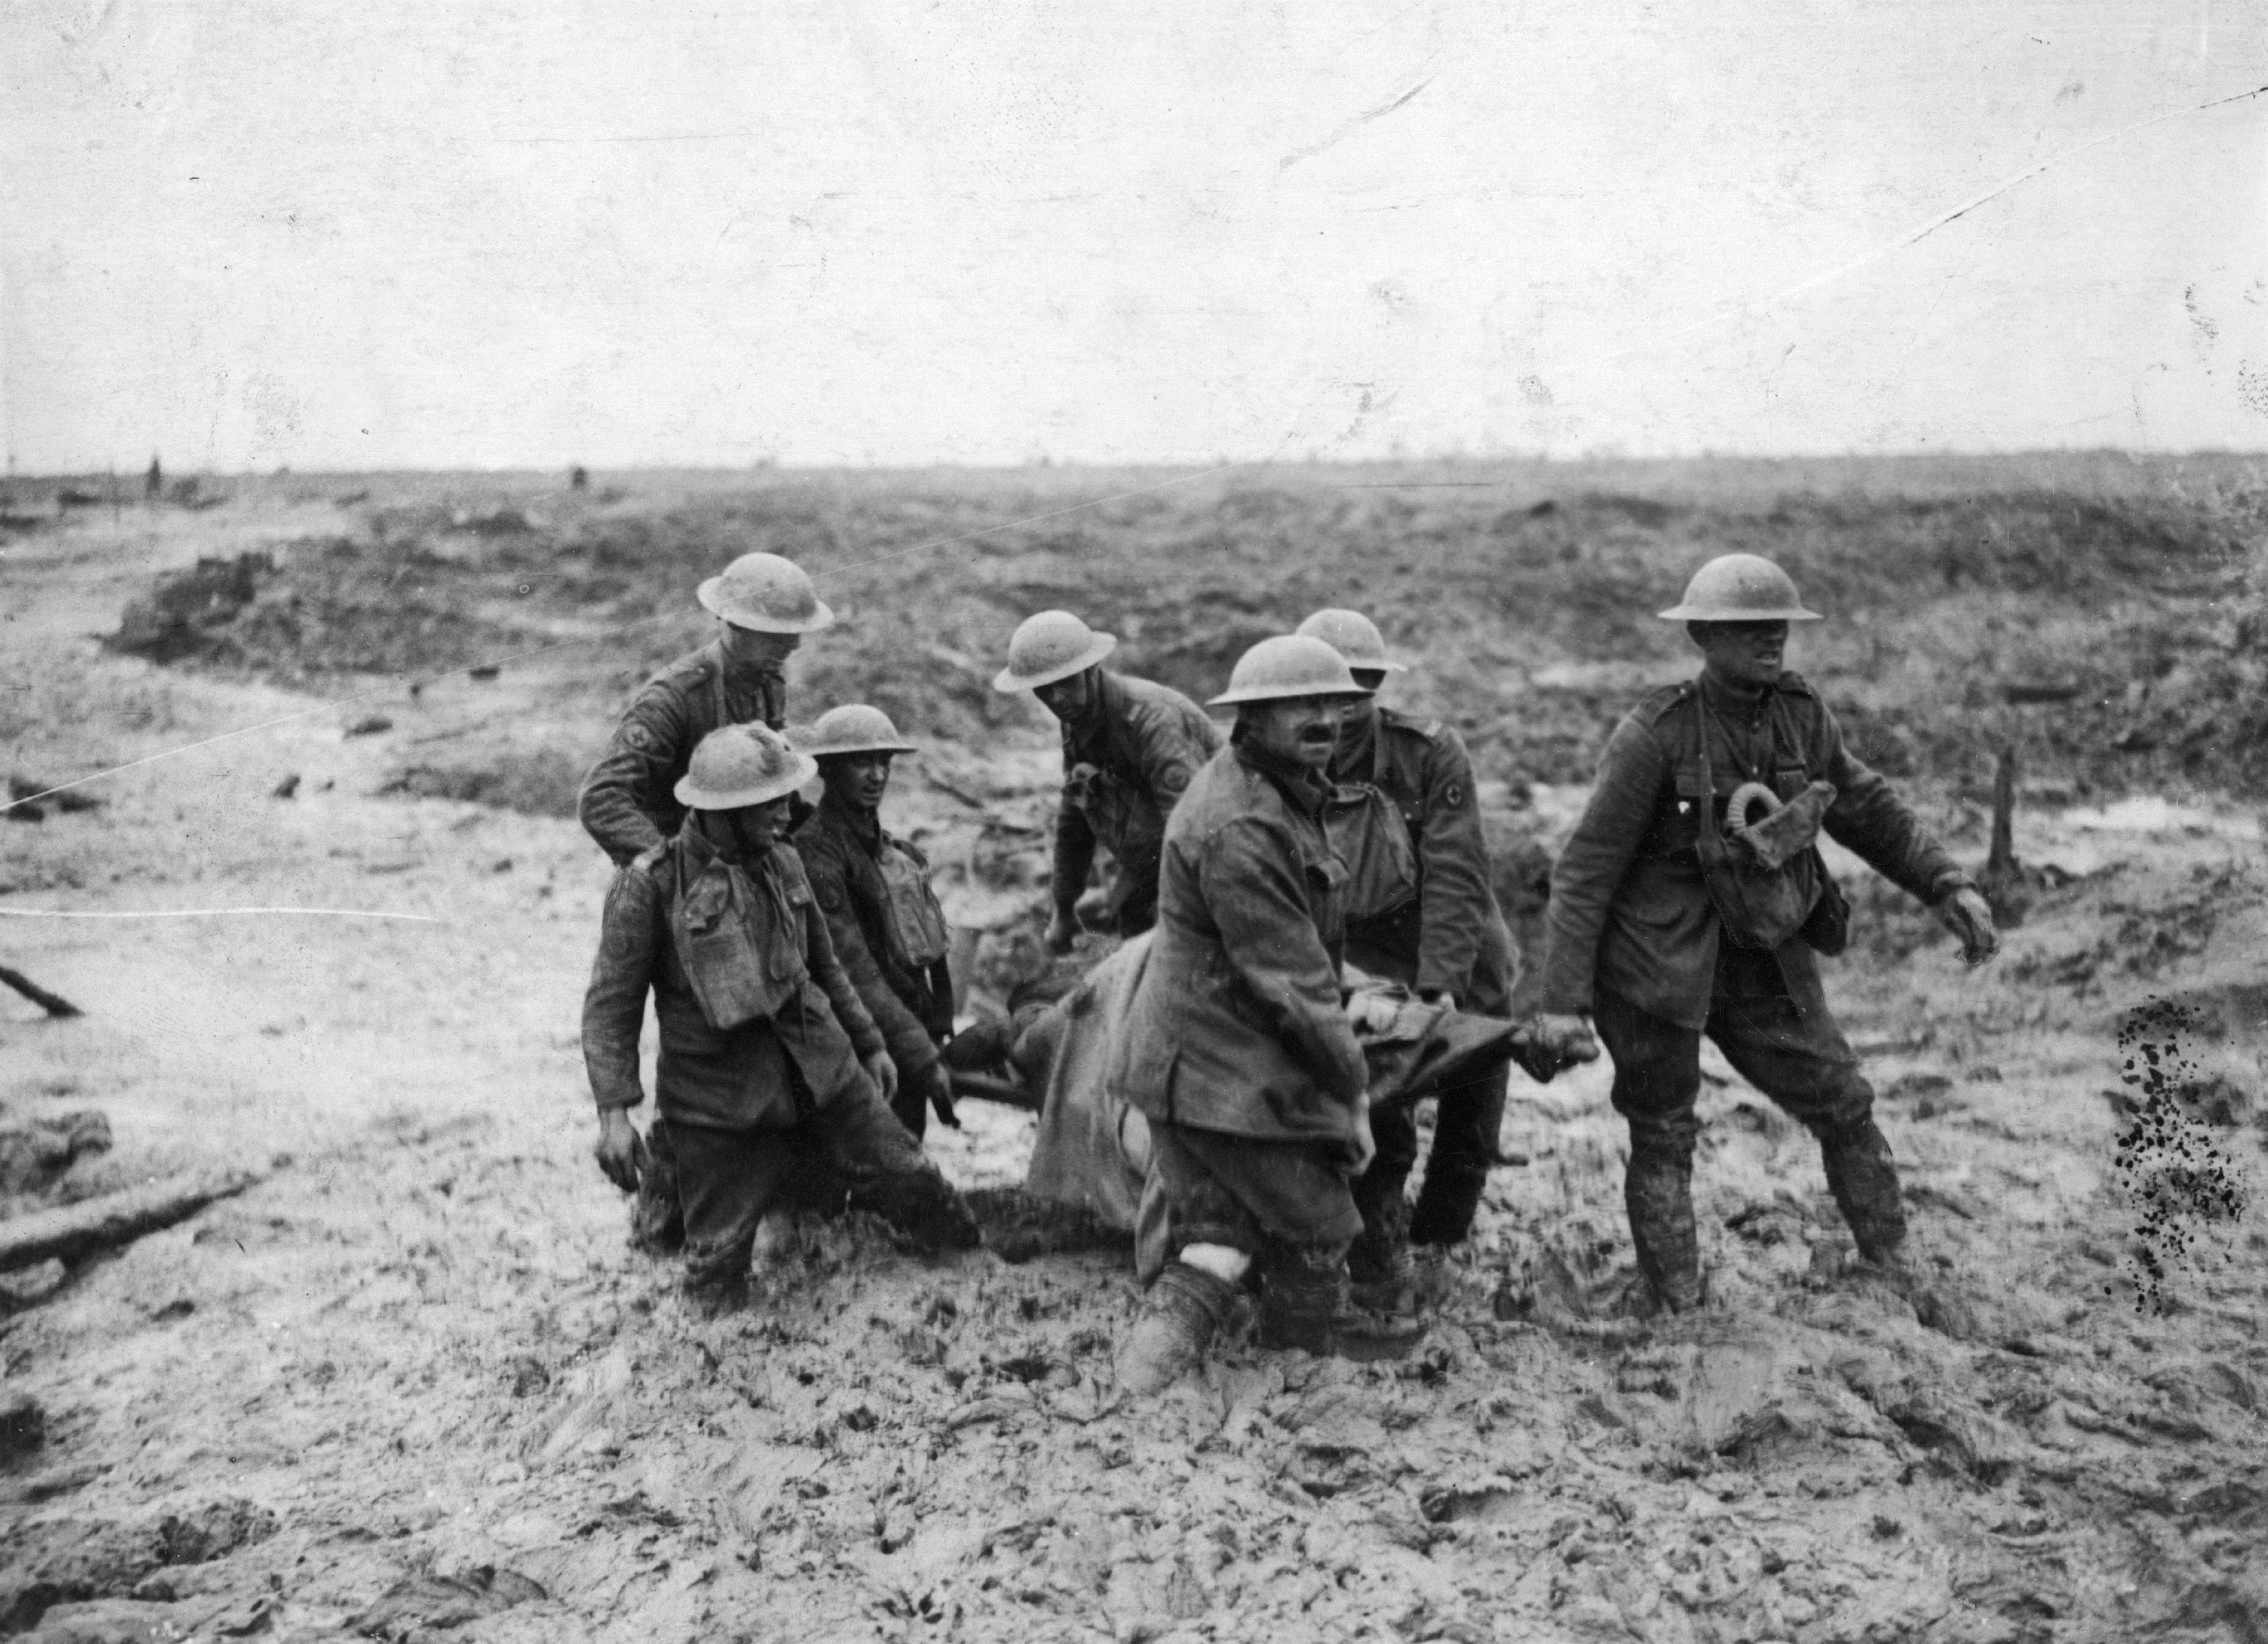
[2,479,2265,1642]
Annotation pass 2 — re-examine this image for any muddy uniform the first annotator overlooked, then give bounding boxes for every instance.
[793,790,956,1138]
[1053,672,1224,938]
[1540,672,1973,1226]
[1328,707,1522,1257]
[1119,735,1369,1270]
[577,640,790,1248]
[582,825,956,1293]
[578,641,790,868]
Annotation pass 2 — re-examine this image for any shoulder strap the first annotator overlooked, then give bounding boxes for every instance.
[1693,705,1729,872]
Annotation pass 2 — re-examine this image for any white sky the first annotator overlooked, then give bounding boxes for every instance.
[3,0,2263,471]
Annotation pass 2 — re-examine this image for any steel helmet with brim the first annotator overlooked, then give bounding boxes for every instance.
[674,723,818,811]
[1208,634,1368,707]
[799,703,918,759]
[697,552,836,634]
[1656,553,1822,621]
[992,609,1119,693]
[1294,608,1408,674]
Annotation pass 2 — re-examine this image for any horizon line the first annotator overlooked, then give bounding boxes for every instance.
[8,444,2268,485]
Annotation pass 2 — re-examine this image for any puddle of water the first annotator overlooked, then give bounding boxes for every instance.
[2061,796,2261,842]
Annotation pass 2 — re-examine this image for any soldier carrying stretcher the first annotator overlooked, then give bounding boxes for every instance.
[1295,608,1525,1312]
[1110,635,1430,1395]
[991,610,1222,950]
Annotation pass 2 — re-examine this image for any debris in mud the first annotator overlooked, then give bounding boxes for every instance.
[106,553,277,664]
[2111,998,2250,1313]
[448,506,534,537]
[271,773,300,799]
[0,1171,261,1272]
[0,1112,112,1196]
[350,1565,546,1639]
[374,752,586,819]
[0,1497,279,1634]
[0,1260,66,1311]
[7,778,100,815]
[342,715,394,738]
[0,1392,44,1461]
[0,968,82,1021]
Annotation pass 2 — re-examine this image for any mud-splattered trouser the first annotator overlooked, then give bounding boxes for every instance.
[631,1119,687,1254]
[1591,941,1907,1261]
[671,1072,948,1296]
[1148,1119,1364,1285]
[1348,911,1519,1254]
[1357,1069,1509,1254]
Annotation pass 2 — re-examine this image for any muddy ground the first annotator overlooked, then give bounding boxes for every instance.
[2,463,2266,1643]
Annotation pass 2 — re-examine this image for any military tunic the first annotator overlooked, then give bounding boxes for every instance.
[1327,705,1516,1010]
[1541,670,1970,1028]
[1540,670,1974,1159]
[1052,670,1224,936]
[581,827,885,1131]
[1116,735,1369,1255]
[580,825,934,1292]
[793,790,955,1133]
[579,640,789,868]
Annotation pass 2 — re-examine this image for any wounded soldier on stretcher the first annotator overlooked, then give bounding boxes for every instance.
[945,932,1564,1270]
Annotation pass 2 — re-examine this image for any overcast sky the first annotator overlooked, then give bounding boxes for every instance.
[3,0,2262,472]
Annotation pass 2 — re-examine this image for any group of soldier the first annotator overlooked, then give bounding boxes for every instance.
[577,545,2000,1393]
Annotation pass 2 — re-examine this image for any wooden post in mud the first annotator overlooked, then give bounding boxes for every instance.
[0,1171,260,1270]
[0,964,80,1018]
[1981,743,2026,926]
[1986,746,2017,885]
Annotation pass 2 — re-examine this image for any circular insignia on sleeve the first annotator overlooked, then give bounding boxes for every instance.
[1445,782,1465,809]
[621,720,660,754]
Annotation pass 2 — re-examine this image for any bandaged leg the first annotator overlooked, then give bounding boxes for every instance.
[1179,1242,1251,1284]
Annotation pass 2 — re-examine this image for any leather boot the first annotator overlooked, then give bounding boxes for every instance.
[1114,1261,1242,1395]
[1409,1163,1488,1250]
[1819,1117,1907,1265]
[1624,1145,1703,1314]
[1258,1251,1428,1362]
[1347,1188,1416,1314]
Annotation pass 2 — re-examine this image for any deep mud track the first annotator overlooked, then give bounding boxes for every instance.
[2,497,2266,1643]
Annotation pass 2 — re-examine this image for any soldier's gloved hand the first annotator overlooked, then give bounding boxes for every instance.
[918,1062,960,1129]
[1531,1012,1601,1070]
[594,1109,647,1194]
[1044,905,1079,954]
[1937,887,2000,965]
[864,1049,899,1103]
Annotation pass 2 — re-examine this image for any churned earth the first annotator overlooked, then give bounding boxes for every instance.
[1,471,2265,1643]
